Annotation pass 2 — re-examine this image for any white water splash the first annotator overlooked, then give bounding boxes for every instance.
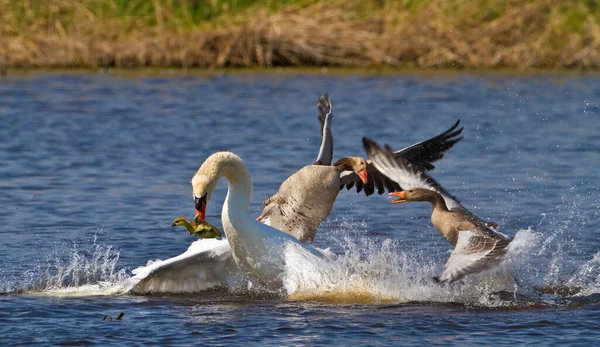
[13,242,131,296]
[7,214,599,307]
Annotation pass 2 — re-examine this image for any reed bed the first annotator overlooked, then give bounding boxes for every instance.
[1,0,599,69]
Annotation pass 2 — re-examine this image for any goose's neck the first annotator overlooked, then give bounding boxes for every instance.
[179,220,196,234]
[428,193,457,245]
[333,157,353,172]
[428,193,449,213]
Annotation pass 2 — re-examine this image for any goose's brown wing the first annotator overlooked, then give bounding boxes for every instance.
[395,119,463,171]
[435,230,512,283]
[342,120,463,196]
[358,135,462,208]
[313,93,334,166]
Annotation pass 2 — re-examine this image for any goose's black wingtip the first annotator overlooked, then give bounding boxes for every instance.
[444,119,462,135]
[362,137,377,153]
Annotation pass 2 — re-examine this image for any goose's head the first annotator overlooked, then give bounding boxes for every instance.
[389,188,439,204]
[171,216,189,227]
[334,156,368,184]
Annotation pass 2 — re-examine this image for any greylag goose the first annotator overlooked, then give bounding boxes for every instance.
[257,94,464,243]
[363,137,512,283]
[313,93,334,165]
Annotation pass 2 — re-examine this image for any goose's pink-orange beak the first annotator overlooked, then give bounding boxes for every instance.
[359,169,368,184]
[389,191,407,204]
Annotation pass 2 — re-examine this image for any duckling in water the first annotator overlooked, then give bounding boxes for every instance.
[172,216,222,238]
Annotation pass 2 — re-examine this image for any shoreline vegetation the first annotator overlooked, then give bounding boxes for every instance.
[1,0,600,70]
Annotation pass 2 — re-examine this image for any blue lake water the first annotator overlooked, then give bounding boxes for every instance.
[0,71,599,345]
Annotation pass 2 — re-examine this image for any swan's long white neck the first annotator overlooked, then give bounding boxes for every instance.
[195,152,254,251]
[219,157,253,238]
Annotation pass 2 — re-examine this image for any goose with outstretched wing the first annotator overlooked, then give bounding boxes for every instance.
[257,93,464,243]
[362,137,512,283]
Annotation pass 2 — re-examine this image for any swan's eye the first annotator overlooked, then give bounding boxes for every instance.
[409,190,413,193]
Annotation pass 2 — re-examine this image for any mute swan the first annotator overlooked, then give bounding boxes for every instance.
[128,151,326,294]
[192,151,325,288]
[257,93,464,243]
[172,216,222,238]
[363,137,512,283]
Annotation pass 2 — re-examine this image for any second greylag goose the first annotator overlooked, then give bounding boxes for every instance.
[363,137,512,283]
[257,94,464,243]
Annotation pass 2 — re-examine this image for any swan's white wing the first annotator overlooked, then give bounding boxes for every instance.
[343,121,463,196]
[436,230,510,283]
[314,93,334,166]
[126,239,241,294]
[362,137,462,210]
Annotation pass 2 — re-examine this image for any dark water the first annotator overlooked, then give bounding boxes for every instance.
[1,71,599,345]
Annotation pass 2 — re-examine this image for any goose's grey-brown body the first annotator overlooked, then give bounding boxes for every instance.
[363,137,512,283]
[258,93,464,243]
[258,157,367,242]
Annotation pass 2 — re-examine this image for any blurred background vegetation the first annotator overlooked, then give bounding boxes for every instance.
[1,0,599,69]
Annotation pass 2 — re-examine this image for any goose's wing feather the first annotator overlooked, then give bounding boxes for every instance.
[339,165,401,196]
[436,230,511,283]
[393,120,463,171]
[126,239,240,294]
[362,136,462,209]
[313,93,334,166]
[341,121,463,197]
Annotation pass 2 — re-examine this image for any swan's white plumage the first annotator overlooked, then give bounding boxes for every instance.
[126,152,332,294]
[193,152,324,288]
[126,238,241,294]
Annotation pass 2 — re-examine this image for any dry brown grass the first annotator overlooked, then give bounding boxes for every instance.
[1,0,599,69]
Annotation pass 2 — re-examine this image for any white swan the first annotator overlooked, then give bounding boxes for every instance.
[127,151,326,294]
[193,152,325,285]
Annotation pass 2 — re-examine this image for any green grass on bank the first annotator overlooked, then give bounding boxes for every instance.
[4,0,600,33]
[4,0,309,32]
[2,0,600,69]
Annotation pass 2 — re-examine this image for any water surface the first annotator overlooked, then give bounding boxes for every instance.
[1,71,599,345]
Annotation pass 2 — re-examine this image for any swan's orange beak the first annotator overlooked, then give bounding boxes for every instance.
[389,191,407,204]
[194,194,207,222]
[195,206,206,222]
[359,169,368,184]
